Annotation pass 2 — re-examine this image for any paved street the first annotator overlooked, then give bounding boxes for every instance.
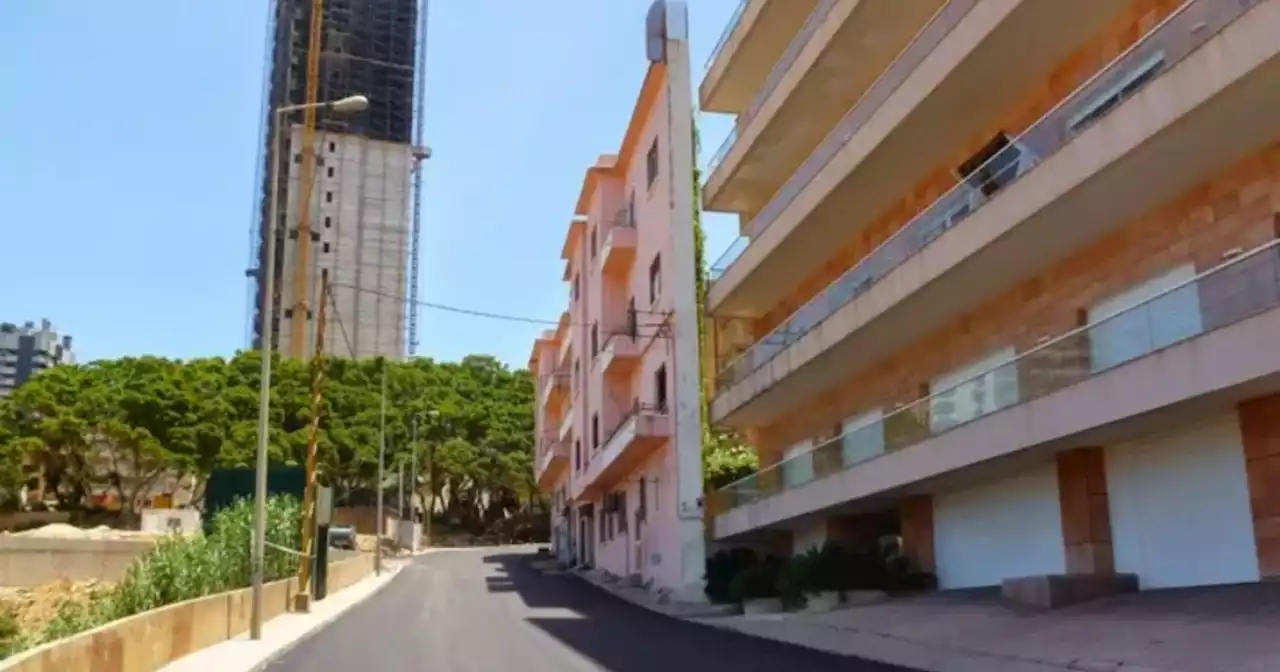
[268,546,918,671]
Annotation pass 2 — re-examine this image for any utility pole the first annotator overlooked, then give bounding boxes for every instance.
[411,414,419,522]
[295,270,329,612]
[376,360,387,576]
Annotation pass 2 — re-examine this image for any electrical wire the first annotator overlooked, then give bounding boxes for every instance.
[327,287,357,358]
[332,281,673,330]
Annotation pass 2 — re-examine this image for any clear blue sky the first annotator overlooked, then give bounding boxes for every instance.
[0,0,740,369]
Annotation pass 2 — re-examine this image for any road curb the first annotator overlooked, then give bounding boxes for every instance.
[246,562,407,672]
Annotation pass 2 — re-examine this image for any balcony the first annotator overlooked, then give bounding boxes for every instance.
[557,326,573,366]
[558,398,574,443]
[706,0,1127,316]
[703,0,951,212]
[710,239,1280,539]
[702,0,821,115]
[599,206,636,276]
[540,368,570,409]
[581,402,673,492]
[536,436,569,491]
[598,328,643,376]
[711,0,1280,425]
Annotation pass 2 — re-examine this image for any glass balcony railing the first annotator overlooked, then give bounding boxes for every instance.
[706,0,750,71]
[707,0,977,283]
[714,0,1249,391]
[709,238,1280,517]
[704,0,840,179]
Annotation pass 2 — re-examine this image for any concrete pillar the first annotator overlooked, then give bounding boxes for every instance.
[1239,393,1280,577]
[899,495,935,573]
[1055,447,1115,574]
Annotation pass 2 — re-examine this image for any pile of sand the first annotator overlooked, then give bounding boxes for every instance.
[6,524,159,540]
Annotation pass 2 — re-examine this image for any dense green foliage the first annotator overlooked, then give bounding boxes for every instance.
[0,353,538,531]
[693,123,758,490]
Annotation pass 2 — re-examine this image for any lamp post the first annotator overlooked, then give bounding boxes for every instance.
[251,94,369,641]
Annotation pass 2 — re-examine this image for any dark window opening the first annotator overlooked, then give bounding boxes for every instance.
[590,227,597,259]
[572,273,580,301]
[575,440,582,470]
[322,242,331,253]
[325,192,333,203]
[328,141,336,152]
[646,138,659,188]
[327,166,335,178]
[626,297,637,338]
[592,413,600,450]
[654,364,668,411]
[648,254,662,304]
[957,133,1026,198]
[591,323,599,358]
[324,217,332,229]
[628,191,636,228]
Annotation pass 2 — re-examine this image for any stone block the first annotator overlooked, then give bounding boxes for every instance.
[1001,573,1138,609]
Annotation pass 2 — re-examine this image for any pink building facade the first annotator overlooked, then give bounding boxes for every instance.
[533,1,705,595]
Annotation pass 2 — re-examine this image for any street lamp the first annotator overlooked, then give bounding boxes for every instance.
[251,93,369,641]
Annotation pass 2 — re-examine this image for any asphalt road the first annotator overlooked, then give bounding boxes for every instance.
[267,546,918,672]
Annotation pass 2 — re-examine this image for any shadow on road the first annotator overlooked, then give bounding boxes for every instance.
[480,551,918,672]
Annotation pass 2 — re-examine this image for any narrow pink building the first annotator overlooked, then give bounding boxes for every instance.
[532,1,705,597]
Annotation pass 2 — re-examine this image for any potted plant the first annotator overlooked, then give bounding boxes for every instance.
[778,548,818,610]
[704,547,757,604]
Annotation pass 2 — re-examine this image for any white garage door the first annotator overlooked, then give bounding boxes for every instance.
[934,462,1066,589]
[1106,414,1259,589]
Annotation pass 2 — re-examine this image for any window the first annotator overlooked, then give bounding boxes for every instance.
[1067,52,1166,137]
[325,192,333,203]
[617,491,627,534]
[590,227,597,259]
[646,138,659,188]
[929,347,1019,433]
[1088,264,1202,373]
[328,141,336,152]
[648,254,662,304]
[628,191,636,228]
[592,413,600,450]
[322,242,331,253]
[841,409,885,465]
[626,297,637,338]
[324,216,332,229]
[591,322,599,358]
[327,166,335,178]
[575,440,582,470]
[572,273,580,301]
[654,364,668,411]
[956,133,1034,198]
[782,440,815,488]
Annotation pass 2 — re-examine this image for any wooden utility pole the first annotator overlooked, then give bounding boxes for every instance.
[296,270,329,611]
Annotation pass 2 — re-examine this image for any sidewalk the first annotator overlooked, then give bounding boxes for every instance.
[568,568,1280,672]
[161,557,413,672]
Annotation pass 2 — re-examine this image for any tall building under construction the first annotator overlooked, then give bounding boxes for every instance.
[247,0,425,360]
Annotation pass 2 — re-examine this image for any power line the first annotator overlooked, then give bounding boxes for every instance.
[327,288,357,358]
[331,281,672,330]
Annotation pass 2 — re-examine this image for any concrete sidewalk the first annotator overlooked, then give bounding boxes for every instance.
[569,567,1280,672]
[161,558,412,672]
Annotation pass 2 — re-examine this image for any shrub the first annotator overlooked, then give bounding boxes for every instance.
[777,548,818,608]
[29,495,302,650]
[704,547,757,604]
[0,607,21,660]
[728,554,783,602]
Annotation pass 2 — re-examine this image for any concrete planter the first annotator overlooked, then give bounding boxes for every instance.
[802,591,841,612]
[843,590,888,607]
[741,597,784,615]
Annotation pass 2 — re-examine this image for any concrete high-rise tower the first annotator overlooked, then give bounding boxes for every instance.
[247,0,420,360]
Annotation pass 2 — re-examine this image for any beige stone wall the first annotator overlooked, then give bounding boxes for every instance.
[0,553,376,672]
[0,537,156,588]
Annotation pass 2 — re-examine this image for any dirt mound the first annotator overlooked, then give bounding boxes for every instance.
[0,580,109,636]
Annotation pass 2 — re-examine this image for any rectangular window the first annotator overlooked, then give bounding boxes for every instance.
[648,254,662,304]
[591,323,599,358]
[841,408,885,466]
[1067,51,1166,137]
[782,440,814,489]
[575,440,582,470]
[626,297,637,338]
[572,273,580,301]
[628,191,636,228]
[646,138,659,188]
[328,141,336,152]
[592,413,600,450]
[324,216,332,229]
[929,347,1019,433]
[590,227,597,259]
[327,166,335,178]
[957,133,1034,198]
[1088,264,1202,373]
[322,242,331,253]
[654,364,668,411]
[325,192,333,203]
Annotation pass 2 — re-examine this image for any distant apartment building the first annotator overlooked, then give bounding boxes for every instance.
[700,0,1280,595]
[0,319,74,397]
[532,1,706,596]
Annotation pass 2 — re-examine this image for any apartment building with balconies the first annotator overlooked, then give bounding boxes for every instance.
[702,0,1280,595]
[532,1,706,596]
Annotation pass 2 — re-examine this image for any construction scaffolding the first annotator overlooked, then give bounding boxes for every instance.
[247,0,420,360]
